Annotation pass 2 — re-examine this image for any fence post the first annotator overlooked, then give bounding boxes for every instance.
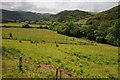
[60,69,62,79]
[56,68,59,80]
[19,56,22,71]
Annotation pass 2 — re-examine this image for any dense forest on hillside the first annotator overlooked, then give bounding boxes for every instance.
[86,5,120,46]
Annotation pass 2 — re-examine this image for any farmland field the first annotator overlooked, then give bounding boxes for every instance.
[0,23,39,28]
[2,28,118,78]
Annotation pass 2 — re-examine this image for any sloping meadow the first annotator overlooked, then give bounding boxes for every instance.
[2,28,118,78]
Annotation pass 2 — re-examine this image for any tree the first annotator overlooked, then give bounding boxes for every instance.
[94,22,110,43]
[79,25,96,39]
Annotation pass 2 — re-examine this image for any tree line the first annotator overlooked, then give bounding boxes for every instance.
[49,21,120,46]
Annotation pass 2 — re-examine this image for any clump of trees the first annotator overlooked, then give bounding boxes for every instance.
[57,22,81,37]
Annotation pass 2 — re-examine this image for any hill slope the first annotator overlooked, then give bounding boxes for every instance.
[86,5,120,26]
[2,28,118,78]
[1,9,52,22]
[86,5,120,46]
[50,10,94,22]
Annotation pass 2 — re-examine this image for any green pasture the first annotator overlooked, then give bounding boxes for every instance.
[0,23,39,28]
[2,28,98,45]
[75,18,90,25]
[2,28,118,78]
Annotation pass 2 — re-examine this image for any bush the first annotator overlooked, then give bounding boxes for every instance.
[22,23,31,28]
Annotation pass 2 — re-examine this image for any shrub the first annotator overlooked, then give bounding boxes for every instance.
[22,23,31,28]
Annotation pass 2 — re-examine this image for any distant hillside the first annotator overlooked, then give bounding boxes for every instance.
[86,5,120,26]
[50,10,94,22]
[1,9,95,23]
[1,9,52,22]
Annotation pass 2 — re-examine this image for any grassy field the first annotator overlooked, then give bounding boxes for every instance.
[0,23,40,28]
[2,28,118,78]
[75,18,90,25]
[2,28,99,45]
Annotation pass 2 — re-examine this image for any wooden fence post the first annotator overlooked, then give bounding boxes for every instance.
[60,69,62,79]
[19,56,22,71]
[56,68,59,80]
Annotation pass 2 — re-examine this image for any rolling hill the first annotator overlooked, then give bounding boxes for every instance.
[50,10,94,22]
[1,9,52,22]
[1,9,94,23]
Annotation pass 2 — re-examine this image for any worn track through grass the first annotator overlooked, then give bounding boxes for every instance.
[24,60,72,78]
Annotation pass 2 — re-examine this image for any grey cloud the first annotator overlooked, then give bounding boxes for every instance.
[1,2,118,13]
[2,2,37,11]
[76,2,118,12]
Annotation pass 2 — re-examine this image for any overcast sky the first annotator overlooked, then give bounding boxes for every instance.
[1,1,119,14]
